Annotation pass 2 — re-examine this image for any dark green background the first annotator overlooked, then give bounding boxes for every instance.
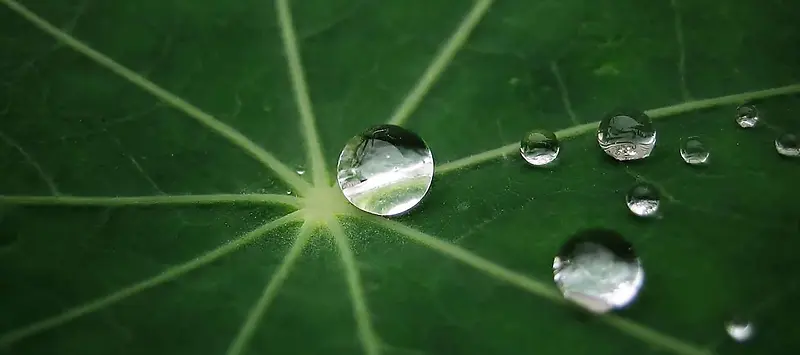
[1,0,799,354]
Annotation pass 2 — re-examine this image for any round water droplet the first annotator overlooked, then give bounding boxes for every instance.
[553,229,644,314]
[626,182,660,217]
[520,130,560,166]
[295,167,306,175]
[680,136,710,165]
[726,320,754,342]
[597,109,657,161]
[336,124,434,216]
[775,132,800,157]
[736,104,759,128]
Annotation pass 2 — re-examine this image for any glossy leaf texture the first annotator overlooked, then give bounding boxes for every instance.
[1,0,799,355]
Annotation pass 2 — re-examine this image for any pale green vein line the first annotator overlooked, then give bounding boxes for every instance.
[0,193,303,208]
[327,217,382,355]
[386,0,495,126]
[437,83,800,175]
[0,130,60,195]
[670,0,690,100]
[368,216,711,355]
[550,61,579,125]
[275,0,329,186]
[368,216,561,302]
[0,0,312,195]
[603,317,713,355]
[0,211,303,347]
[225,221,314,355]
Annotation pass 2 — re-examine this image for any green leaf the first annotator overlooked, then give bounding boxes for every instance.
[1,0,799,354]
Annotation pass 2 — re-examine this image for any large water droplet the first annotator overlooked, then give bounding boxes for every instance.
[775,132,800,157]
[626,182,660,217]
[726,319,754,342]
[553,229,644,314]
[597,109,656,161]
[680,136,710,165]
[520,130,559,166]
[336,124,434,216]
[736,104,759,128]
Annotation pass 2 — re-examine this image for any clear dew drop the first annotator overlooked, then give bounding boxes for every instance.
[775,132,800,157]
[736,104,760,128]
[626,182,660,217]
[553,229,644,314]
[726,319,754,342]
[295,167,306,175]
[680,136,710,165]
[597,109,657,161]
[520,130,560,166]
[336,124,434,217]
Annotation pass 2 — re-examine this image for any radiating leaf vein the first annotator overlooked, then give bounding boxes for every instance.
[365,215,712,355]
[0,0,312,195]
[328,217,382,355]
[436,83,800,174]
[276,0,330,186]
[226,220,315,355]
[0,211,303,347]
[386,0,495,126]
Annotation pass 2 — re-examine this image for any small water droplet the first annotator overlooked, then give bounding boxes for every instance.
[680,136,710,165]
[597,109,656,161]
[553,228,644,314]
[775,132,800,157]
[726,319,754,342]
[295,167,306,175]
[286,191,293,195]
[736,104,759,128]
[626,182,660,217]
[520,130,560,166]
[336,124,434,216]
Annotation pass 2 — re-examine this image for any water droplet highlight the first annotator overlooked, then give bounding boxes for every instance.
[736,104,759,128]
[679,136,710,165]
[626,182,660,217]
[520,130,559,166]
[336,124,434,216]
[553,228,644,314]
[775,132,800,157]
[597,109,656,161]
[726,320,754,342]
[295,167,306,175]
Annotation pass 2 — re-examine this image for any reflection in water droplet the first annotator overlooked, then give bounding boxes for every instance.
[680,136,710,165]
[726,320,754,342]
[553,229,644,314]
[597,109,656,161]
[336,124,434,216]
[626,182,660,217]
[775,132,800,157]
[736,104,759,128]
[520,130,560,166]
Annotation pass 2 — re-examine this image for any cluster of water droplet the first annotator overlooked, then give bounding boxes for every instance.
[333,102,797,342]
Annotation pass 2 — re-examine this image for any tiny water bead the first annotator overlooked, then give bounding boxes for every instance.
[295,167,306,175]
[726,320,754,342]
[520,130,560,166]
[775,132,800,157]
[336,124,434,216]
[626,182,660,217]
[553,229,644,314]
[736,104,760,128]
[679,136,710,165]
[597,109,657,161]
